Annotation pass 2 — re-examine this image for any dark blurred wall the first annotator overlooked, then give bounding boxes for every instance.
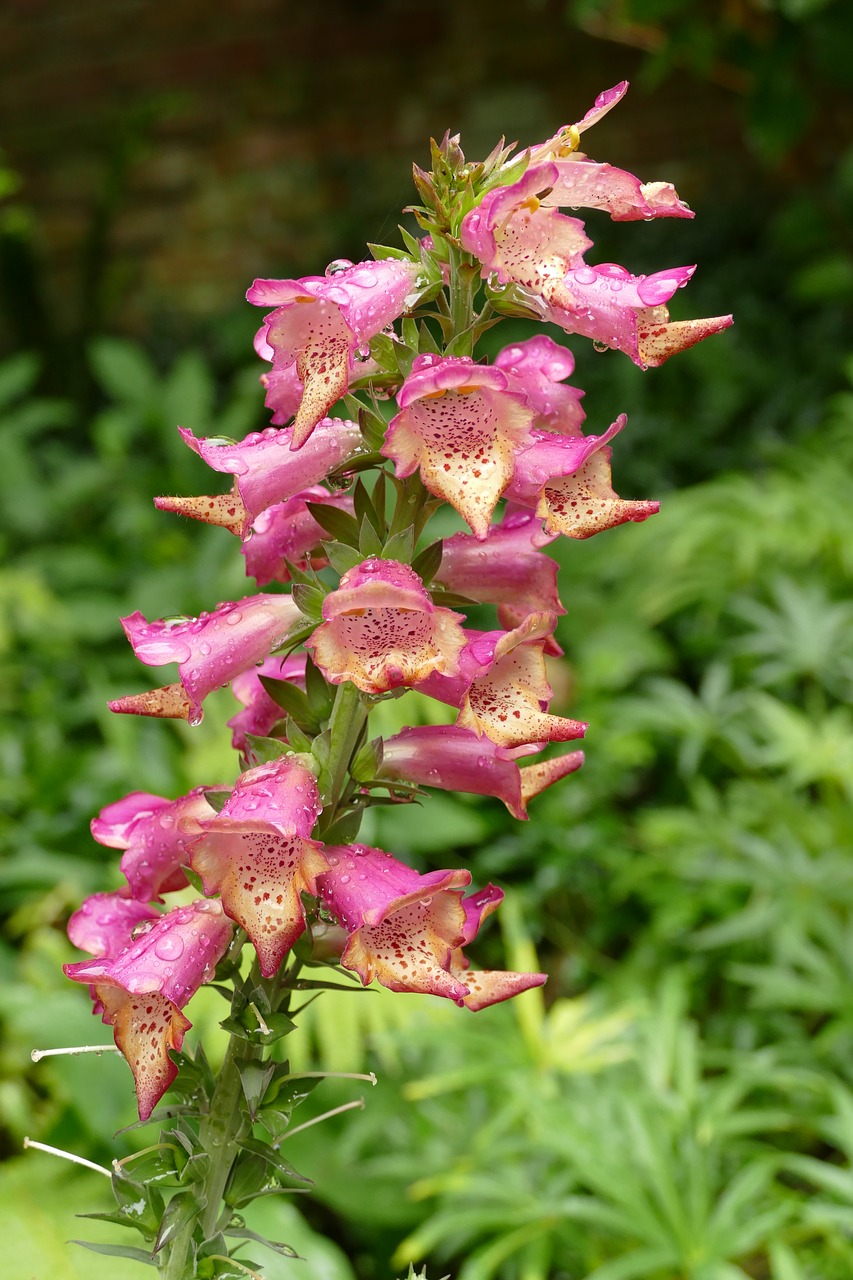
[0,0,743,341]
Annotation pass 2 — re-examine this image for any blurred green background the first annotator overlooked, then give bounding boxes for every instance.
[2,1,853,1277]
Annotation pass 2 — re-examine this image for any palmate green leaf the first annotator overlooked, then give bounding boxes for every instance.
[581,1246,680,1280]
[769,1241,808,1280]
[89,337,157,405]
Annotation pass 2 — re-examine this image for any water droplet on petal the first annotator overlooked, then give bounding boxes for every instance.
[154,935,185,961]
[325,258,354,276]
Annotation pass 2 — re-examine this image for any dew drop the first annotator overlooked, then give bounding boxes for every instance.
[325,259,354,276]
[154,935,185,961]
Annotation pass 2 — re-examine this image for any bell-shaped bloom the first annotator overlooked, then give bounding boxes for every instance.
[383,355,535,539]
[307,558,467,695]
[461,165,591,295]
[64,899,233,1120]
[528,82,693,222]
[317,846,545,1008]
[420,613,587,749]
[67,891,159,962]
[505,417,660,539]
[241,488,355,586]
[248,258,420,447]
[437,509,565,640]
[494,335,586,435]
[155,420,362,538]
[110,593,301,725]
[92,787,227,902]
[228,653,308,753]
[380,724,584,820]
[187,758,327,977]
[448,883,547,1011]
[460,168,732,369]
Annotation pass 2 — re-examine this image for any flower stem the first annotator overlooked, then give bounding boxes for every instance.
[319,679,369,831]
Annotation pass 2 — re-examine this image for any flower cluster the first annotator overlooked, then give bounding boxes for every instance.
[65,83,732,1124]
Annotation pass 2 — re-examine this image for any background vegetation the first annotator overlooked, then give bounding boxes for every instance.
[1,1,852,1276]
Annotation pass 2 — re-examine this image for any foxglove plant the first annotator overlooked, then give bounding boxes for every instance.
[39,83,731,1277]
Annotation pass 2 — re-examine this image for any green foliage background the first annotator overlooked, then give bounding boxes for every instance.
[1,1,853,1277]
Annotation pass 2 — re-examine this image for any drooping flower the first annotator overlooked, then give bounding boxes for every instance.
[317,845,546,1008]
[187,757,327,977]
[307,558,467,694]
[248,258,421,447]
[505,417,660,539]
[379,724,584,820]
[155,420,362,538]
[64,899,233,1120]
[528,82,694,222]
[67,891,159,963]
[241,488,355,586]
[228,653,308,753]
[460,166,732,369]
[494,334,586,435]
[91,787,228,902]
[110,593,301,725]
[383,354,536,538]
[436,508,565,639]
[449,882,547,1010]
[419,612,587,749]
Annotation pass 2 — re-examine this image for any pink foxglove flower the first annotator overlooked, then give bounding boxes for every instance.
[228,653,307,753]
[420,613,587,749]
[64,899,233,1120]
[505,417,660,538]
[187,757,328,977]
[241,488,355,586]
[318,846,546,1007]
[437,509,565,639]
[383,354,535,538]
[449,883,547,1010]
[156,420,362,537]
[110,593,301,725]
[380,724,584,820]
[248,258,420,447]
[494,335,586,435]
[528,82,694,222]
[307,558,467,694]
[92,787,228,902]
[460,166,732,369]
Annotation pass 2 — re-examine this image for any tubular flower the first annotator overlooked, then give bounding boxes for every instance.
[307,558,467,695]
[383,354,536,539]
[317,846,545,1007]
[379,724,584,820]
[91,787,228,902]
[110,593,301,725]
[155,419,362,538]
[528,82,694,222]
[187,757,328,978]
[241,487,355,586]
[460,169,732,369]
[64,899,233,1120]
[505,417,660,539]
[449,883,547,1010]
[419,613,587,749]
[494,335,586,435]
[437,508,565,640]
[228,653,308,754]
[248,258,421,447]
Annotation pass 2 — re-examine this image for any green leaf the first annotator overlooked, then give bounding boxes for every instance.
[304,656,333,717]
[244,734,291,765]
[291,582,327,622]
[358,514,384,558]
[412,538,443,583]
[259,677,318,729]
[72,1240,156,1265]
[382,527,414,563]
[323,540,363,574]
[152,1190,205,1255]
[305,501,361,545]
[224,1224,300,1258]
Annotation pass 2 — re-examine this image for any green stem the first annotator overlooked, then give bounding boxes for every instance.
[447,241,475,356]
[318,679,370,832]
